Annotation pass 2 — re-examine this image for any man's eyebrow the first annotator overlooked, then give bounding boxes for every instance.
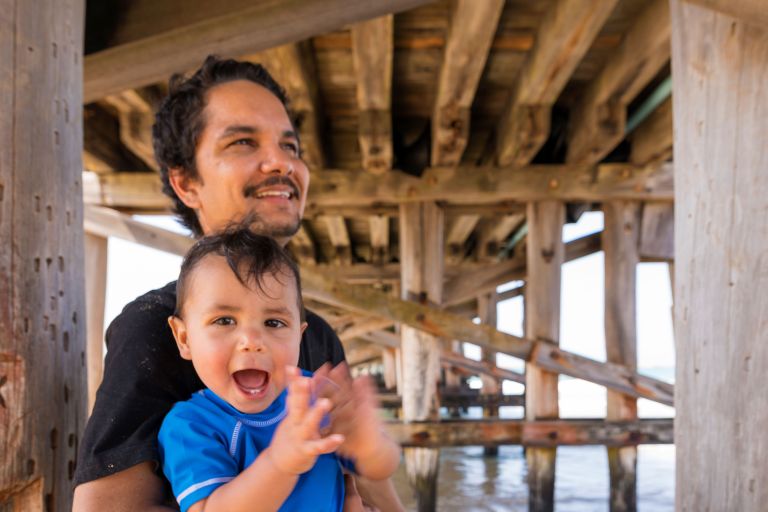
[219,125,257,138]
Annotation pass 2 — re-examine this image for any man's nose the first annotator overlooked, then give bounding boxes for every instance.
[258,145,293,175]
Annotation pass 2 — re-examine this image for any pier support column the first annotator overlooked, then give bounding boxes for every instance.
[399,202,444,512]
[478,291,500,456]
[671,2,768,510]
[0,0,86,510]
[603,201,640,512]
[524,201,564,512]
[84,234,108,414]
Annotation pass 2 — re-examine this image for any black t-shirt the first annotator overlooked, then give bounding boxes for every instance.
[74,280,345,486]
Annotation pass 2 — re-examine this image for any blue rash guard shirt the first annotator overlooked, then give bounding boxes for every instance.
[159,378,353,512]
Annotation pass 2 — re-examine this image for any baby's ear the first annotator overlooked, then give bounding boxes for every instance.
[300,322,308,336]
[168,316,192,360]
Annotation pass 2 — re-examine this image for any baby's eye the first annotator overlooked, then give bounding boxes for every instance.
[265,318,287,328]
[213,317,236,326]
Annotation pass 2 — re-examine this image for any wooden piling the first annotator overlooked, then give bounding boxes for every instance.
[603,201,640,512]
[524,201,564,512]
[84,234,108,414]
[671,1,768,510]
[0,0,86,509]
[478,292,500,456]
[399,203,444,512]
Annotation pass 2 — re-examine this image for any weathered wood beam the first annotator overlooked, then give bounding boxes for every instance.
[82,164,674,212]
[431,0,504,166]
[443,231,602,307]
[630,96,673,166]
[567,0,671,165]
[380,392,525,410]
[321,215,353,265]
[684,0,768,28]
[351,15,393,174]
[497,0,618,166]
[83,105,148,173]
[639,203,674,262]
[475,213,525,262]
[672,2,768,509]
[102,89,158,170]
[0,0,85,505]
[85,234,108,415]
[478,292,501,456]
[288,223,317,266]
[525,201,564,510]
[603,201,641,511]
[300,267,674,406]
[369,215,390,265]
[245,43,326,170]
[84,0,433,103]
[446,214,480,264]
[344,341,384,367]
[337,316,394,343]
[84,205,194,255]
[386,419,673,448]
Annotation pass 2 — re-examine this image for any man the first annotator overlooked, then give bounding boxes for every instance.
[73,56,403,511]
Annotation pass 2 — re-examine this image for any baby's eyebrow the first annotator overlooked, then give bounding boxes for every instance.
[262,306,292,316]
[208,303,240,312]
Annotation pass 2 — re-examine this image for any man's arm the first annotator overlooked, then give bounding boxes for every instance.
[73,462,173,512]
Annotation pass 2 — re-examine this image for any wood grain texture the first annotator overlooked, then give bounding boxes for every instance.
[84,0,434,102]
[431,0,504,167]
[630,96,673,166]
[567,0,671,165]
[603,201,640,512]
[497,0,618,166]
[524,201,564,511]
[0,0,86,508]
[684,0,768,28]
[84,234,108,415]
[671,1,768,510]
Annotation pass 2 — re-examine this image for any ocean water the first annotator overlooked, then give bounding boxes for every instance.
[390,374,676,511]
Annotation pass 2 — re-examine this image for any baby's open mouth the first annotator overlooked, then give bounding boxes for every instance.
[232,369,269,395]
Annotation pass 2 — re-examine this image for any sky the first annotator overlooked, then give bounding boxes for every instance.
[102,211,675,418]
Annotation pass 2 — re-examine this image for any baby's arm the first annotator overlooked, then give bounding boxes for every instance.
[190,369,344,512]
[319,364,401,481]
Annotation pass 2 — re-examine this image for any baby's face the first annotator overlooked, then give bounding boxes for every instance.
[169,254,306,414]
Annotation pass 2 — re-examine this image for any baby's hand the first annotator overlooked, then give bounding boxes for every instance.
[266,367,345,475]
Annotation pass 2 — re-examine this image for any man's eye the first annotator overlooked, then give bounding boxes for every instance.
[213,317,236,326]
[265,319,287,328]
[231,138,253,147]
[282,142,299,155]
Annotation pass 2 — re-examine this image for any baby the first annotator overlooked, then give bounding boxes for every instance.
[158,228,401,512]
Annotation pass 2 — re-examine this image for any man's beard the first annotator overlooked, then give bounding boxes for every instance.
[239,210,301,240]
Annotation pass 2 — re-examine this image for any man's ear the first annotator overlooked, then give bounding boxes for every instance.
[168,315,192,360]
[167,168,202,210]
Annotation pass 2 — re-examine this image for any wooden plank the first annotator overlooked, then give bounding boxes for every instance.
[83,105,148,173]
[477,291,501,455]
[386,419,673,448]
[321,215,352,266]
[524,201,564,511]
[497,0,618,166]
[84,234,108,415]
[603,201,641,512]
[684,0,768,28]
[567,0,671,165]
[671,2,768,509]
[102,90,158,170]
[336,316,394,342]
[368,215,390,265]
[245,43,326,171]
[630,96,673,166]
[639,203,674,261]
[475,213,525,262]
[287,223,317,266]
[399,202,444,511]
[431,0,504,167]
[382,347,398,391]
[446,214,480,264]
[300,266,674,406]
[82,164,675,211]
[351,15,393,174]
[0,0,86,507]
[83,0,433,103]
[84,205,193,256]
[443,231,602,307]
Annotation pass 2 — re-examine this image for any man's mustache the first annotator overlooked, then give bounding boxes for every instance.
[243,176,300,198]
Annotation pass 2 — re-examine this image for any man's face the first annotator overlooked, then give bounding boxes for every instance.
[170,80,310,244]
[169,254,306,414]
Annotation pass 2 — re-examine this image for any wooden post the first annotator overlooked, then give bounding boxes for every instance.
[671,2,768,510]
[478,292,500,456]
[399,202,444,512]
[0,0,86,510]
[84,234,108,414]
[524,201,564,512]
[603,201,640,512]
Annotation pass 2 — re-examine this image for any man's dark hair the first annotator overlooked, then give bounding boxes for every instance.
[174,227,305,322]
[153,55,290,237]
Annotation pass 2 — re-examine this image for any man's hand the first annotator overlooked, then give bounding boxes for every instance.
[266,366,345,475]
